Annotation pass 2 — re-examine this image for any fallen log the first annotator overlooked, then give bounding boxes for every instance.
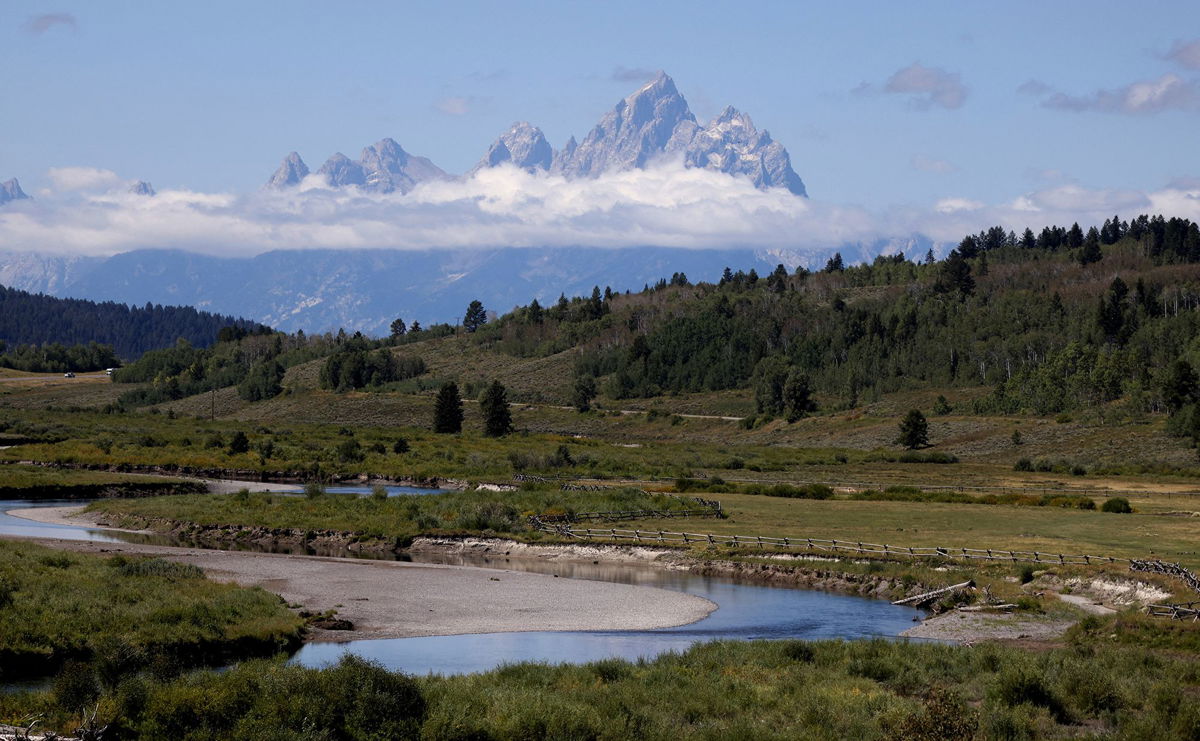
[893,580,975,606]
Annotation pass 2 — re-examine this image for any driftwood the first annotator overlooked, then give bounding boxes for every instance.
[892,580,975,606]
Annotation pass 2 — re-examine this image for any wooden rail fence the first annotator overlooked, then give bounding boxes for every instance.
[535,525,1128,566]
[527,487,1200,614]
[1146,603,1200,621]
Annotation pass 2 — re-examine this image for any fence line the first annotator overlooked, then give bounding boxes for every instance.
[509,472,1190,499]
[1146,604,1200,621]
[534,525,1127,567]
[521,482,1200,603]
[1130,560,1200,594]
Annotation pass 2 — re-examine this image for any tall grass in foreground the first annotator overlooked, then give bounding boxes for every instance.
[1,631,1197,739]
[0,540,303,680]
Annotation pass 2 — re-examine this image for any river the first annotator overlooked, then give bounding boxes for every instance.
[1,494,925,676]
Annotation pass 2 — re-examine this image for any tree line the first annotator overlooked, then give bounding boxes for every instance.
[0,284,266,359]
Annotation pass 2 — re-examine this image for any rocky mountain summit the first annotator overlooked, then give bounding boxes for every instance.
[265,152,309,189]
[128,180,156,197]
[472,122,554,174]
[266,139,448,194]
[266,72,805,196]
[0,178,30,205]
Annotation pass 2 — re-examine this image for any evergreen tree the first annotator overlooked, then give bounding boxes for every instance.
[1079,230,1103,265]
[782,370,817,422]
[527,298,544,323]
[1162,359,1199,413]
[237,360,284,401]
[752,356,789,414]
[1021,228,1036,249]
[228,431,250,455]
[766,264,789,293]
[479,380,512,437]
[463,301,488,333]
[573,375,598,412]
[938,249,975,297]
[389,318,407,338]
[897,409,929,449]
[409,321,422,333]
[823,253,845,273]
[433,382,464,433]
[720,267,734,285]
[1067,222,1085,249]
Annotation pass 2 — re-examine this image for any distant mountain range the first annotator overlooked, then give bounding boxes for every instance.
[0,243,926,336]
[264,72,807,196]
[0,73,886,334]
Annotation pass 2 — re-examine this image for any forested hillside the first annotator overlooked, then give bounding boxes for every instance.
[104,213,1200,442]
[471,214,1200,422]
[0,285,267,360]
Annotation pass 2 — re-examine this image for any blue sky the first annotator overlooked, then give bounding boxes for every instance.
[1,1,1198,255]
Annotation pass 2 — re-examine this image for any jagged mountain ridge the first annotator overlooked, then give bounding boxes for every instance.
[266,72,806,196]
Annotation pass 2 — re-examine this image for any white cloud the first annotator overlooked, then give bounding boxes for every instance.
[1038,73,1200,114]
[46,167,122,191]
[2,162,1198,259]
[883,63,967,110]
[434,97,471,116]
[934,198,982,214]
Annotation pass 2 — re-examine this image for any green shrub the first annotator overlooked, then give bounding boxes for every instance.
[1101,497,1133,513]
[1014,458,1033,472]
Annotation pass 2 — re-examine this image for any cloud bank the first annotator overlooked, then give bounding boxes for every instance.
[1038,73,1200,114]
[1,162,1197,258]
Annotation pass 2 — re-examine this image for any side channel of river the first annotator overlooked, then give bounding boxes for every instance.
[0,495,926,676]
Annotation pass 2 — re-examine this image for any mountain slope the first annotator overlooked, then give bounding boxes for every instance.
[0,284,264,358]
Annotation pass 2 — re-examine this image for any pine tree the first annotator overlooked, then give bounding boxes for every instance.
[463,301,487,333]
[897,409,929,449]
[433,382,464,433]
[1067,222,1085,249]
[228,431,250,455]
[783,370,817,422]
[823,253,845,273]
[389,318,407,338]
[573,375,597,412]
[1162,359,1199,413]
[527,299,543,323]
[938,249,975,297]
[1079,231,1103,265]
[479,380,512,437]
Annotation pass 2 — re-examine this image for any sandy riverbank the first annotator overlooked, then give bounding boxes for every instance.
[4,506,716,641]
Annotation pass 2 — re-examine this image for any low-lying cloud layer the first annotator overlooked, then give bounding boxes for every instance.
[1,162,1198,258]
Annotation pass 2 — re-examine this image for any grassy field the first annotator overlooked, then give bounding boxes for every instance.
[5,402,1200,496]
[0,540,303,681]
[87,488,705,542]
[632,491,1200,569]
[0,464,204,498]
[2,633,1198,739]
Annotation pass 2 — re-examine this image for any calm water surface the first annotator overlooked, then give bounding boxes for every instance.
[1,496,925,676]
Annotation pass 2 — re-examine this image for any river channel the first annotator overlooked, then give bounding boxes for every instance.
[0,494,925,676]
